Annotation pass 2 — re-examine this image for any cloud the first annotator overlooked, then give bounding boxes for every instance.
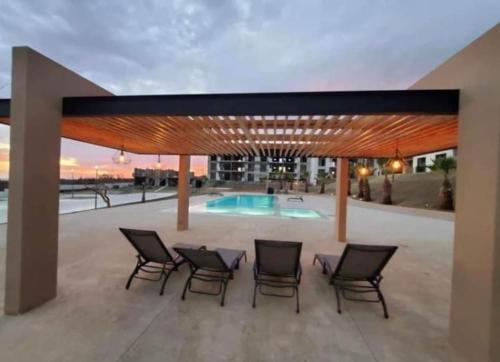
[0,1,498,178]
[0,0,498,98]
[59,156,78,168]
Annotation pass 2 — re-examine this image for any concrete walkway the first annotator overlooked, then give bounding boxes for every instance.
[0,194,462,361]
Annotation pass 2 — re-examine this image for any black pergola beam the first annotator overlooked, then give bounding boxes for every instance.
[0,99,10,118]
[62,90,459,117]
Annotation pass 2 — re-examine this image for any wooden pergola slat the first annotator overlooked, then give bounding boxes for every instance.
[0,89,459,158]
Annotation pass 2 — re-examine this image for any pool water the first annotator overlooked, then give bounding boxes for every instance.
[205,194,323,219]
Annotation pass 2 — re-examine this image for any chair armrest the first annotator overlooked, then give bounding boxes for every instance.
[253,263,259,279]
[296,263,302,283]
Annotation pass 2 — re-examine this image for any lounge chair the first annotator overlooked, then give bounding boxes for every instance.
[119,228,205,295]
[174,247,247,306]
[287,195,304,202]
[253,239,303,313]
[313,244,398,318]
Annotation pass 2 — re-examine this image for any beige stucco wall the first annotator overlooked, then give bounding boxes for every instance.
[411,23,500,362]
[5,47,112,314]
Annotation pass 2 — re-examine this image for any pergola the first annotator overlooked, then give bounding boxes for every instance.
[1,24,500,361]
[0,86,459,238]
[1,90,458,157]
[0,48,460,308]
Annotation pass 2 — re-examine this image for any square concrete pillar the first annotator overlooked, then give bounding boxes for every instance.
[5,47,111,314]
[177,155,191,231]
[412,24,500,361]
[335,158,349,242]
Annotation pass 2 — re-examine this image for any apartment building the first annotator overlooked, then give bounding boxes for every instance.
[207,156,336,184]
[133,168,195,187]
[411,148,457,173]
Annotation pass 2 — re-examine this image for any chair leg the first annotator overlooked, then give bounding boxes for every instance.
[125,263,140,290]
[181,274,193,301]
[220,280,228,307]
[334,286,342,314]
[159,268,173,296]
[252,281,258,308]
[376,287,389,319]
[295,286,300,314]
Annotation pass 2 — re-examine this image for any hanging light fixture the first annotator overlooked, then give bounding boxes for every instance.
[385,148,408,172]
[155,154,162,169]
[356,160,370,177]
[358,165,369,176]
[112,146,132,165]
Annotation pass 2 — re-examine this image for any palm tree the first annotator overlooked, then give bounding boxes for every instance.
[277,169,285,191]
[361,176,372,201]
[286,172,295,191]
[316,170,329,194]
[348,162,357,196]
[428,156,456,210]
[376,158,392,205]
[302,170,310,193]
[355,163,364,199]
[356,162,372,201]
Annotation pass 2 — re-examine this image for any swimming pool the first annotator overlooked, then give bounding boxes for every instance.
[205,194,323,219]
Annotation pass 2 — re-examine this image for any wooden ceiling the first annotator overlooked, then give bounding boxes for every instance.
[52,113,457,157]
[0,90,459,157]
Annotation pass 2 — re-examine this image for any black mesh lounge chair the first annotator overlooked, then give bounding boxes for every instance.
[119,228,205,295]
[253,239,303,313]
[174,247,247,306]
[313,244,398,318]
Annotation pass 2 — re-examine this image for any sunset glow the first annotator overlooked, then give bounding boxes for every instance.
[0,125,207,179]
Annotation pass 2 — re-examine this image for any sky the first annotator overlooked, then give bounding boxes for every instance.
[0,0,499,179]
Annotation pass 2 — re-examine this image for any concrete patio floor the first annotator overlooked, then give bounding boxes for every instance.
[0,194,462,362]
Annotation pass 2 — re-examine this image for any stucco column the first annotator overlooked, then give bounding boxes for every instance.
[4,47,111,315]
[335,158,348,242]
[177,155,191,231]
[411,24,500,362]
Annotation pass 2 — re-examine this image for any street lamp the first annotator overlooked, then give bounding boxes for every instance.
[94,166,99,209]
[71,168,74,199]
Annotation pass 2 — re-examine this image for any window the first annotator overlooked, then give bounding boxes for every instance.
[247,173,254,182]
[416,157,426,173]
[319,157,326,167]
[260,163,267,172]
[301,156,307,163]
[210,155,217,161]
[435,153,447,160]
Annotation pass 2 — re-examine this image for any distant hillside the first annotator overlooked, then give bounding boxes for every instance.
[325,171,456,211]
